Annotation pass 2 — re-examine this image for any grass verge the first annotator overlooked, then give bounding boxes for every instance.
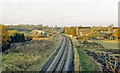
[77,48,99,71]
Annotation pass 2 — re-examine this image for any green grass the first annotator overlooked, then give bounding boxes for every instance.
[77,48,99,71]
[92,40,118,49]
[76,39,118,71]
[2,53,37,71]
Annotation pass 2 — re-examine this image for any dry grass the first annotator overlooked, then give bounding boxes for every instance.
[33,37,53,40]
[92,40,118,49]
[2,34,62,71]
[102,40,118,43]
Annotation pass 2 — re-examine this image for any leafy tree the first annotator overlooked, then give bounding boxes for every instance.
[88,32,102,39]
[1,25,10,43]
[1,25,11,51]
[112,28,120,38]
[1,27,26,52]
[7,30,25,43]
[69,27,76,35]
[65,27,70,34]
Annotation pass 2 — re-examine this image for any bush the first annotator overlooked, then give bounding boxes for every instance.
[2,30,25,52]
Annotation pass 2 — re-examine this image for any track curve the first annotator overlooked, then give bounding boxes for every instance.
[40,35,74,72]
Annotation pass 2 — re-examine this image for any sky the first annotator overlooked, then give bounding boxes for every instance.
[0,0,120,27]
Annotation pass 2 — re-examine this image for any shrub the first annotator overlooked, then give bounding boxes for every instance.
[2,30,25,52]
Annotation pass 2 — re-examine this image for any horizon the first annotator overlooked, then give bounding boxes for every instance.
[3,23,119,27]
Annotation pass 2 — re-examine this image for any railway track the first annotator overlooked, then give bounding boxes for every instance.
[40,35,74,72]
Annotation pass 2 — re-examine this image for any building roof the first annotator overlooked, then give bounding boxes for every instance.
[113,27,118,29]
[78,27,91,29]
[100,29,108,31]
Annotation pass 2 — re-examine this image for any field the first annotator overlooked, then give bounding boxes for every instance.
[71,38,102,71]
[76,42,102,71]
[91,40,118,49]
[2,34,62,71]
[73,38,119,72]
[77,48,100,71]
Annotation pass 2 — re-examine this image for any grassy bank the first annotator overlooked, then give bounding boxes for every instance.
[2,34,62,71]
[77,47,98,71]
[70,36,100,71]
[77,39,118,71]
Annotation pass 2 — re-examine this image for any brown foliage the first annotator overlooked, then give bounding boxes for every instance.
[69,27,76,35]
[112,28,120,38]
[105,50,118,72]
[65,27,76,35]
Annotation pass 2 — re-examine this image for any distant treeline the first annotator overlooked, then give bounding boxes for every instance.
[8,25,43,32]
[8,24,64,33]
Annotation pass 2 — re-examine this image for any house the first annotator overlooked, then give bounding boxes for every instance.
[37,30,45,35]
[99,27,119,37]
[99,28,113,39]
[112,27,119,32]
[31,30,45,35]
[100,29,108,33]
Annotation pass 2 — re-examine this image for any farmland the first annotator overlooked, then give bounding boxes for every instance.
[74,39,119,72]
[2,34,62,71]
[91,40,118,49]
[1,24,120,72]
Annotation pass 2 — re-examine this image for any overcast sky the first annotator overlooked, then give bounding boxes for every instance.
[0,0,119,27]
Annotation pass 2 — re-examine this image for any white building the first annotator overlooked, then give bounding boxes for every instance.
[37,30,45,34]
[31,30,45,35]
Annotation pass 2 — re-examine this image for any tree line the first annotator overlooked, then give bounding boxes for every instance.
[64,25,120,43]
[0,25,27,52]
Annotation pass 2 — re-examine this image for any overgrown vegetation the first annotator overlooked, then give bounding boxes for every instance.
[2,30,26,52]
[0,25,33,52]
[76,40,119,72]
[2,34,62,71]
[65,27,76,35]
